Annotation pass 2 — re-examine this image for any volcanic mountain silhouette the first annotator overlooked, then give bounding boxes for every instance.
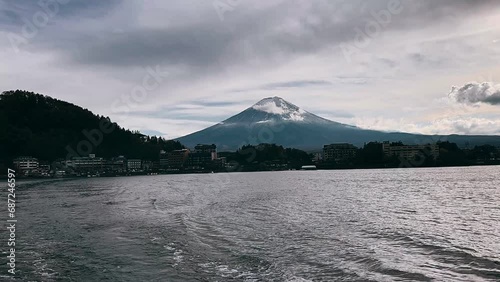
[176,97,500,151]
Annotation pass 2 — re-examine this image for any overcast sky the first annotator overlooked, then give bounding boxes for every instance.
[1,0,500,138]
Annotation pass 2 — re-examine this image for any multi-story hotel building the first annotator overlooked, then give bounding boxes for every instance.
[382,142,439,160]
[323,143,358,163]
[13,156,39,171]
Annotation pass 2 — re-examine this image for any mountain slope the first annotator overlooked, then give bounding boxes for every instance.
[0,90,184,164]
[177,97,500,150]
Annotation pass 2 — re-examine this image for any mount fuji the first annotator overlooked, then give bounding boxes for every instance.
[176,97,500,151]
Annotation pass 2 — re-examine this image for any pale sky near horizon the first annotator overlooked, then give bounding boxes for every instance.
[1,0,500,139]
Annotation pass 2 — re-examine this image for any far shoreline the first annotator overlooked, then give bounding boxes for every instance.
[6,163,500,181]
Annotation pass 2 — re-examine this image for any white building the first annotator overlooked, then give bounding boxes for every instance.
[64,155,104,171]
[13,157,39,171]
[382,142,439,160]
[323,143,357,163]
[127,159,142,170]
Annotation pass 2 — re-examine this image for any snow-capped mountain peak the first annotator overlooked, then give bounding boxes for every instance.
[176,96,496,151]
[251,96,306,121]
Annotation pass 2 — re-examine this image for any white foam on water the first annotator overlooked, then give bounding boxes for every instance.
[285,276,314,282]
[163,243,184,266]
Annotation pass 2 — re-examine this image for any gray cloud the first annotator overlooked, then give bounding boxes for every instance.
[262,80,332,90]
[449,82,500,106]
[140,129,166,137]
[229,80,332,93]
[317,111,355,118]
[71,26,233,68]
[193,101,242,107]
[0,0,122,28]
[113,106,233,123]
[73,0,495,70]
[2,0,497,73]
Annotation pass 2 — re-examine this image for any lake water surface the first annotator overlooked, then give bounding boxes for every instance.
[3,166,500,281]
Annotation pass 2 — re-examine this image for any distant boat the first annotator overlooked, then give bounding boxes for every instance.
[301,165,317,170]
[54,170,66,178]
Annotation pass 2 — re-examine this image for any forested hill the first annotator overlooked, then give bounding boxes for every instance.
[0,90,183,165]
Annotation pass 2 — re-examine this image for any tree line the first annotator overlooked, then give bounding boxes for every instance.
[0,90,183,168]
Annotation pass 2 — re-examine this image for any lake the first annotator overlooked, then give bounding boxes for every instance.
[3,166,500,281]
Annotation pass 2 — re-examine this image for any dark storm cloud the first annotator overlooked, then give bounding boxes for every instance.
[0,0,122,28]
[62,0,497,69]
[64,1,391,68]
[449,82,500,106]
[64,2,362,69]
[1,0,498,75]
[72,26,234,67]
